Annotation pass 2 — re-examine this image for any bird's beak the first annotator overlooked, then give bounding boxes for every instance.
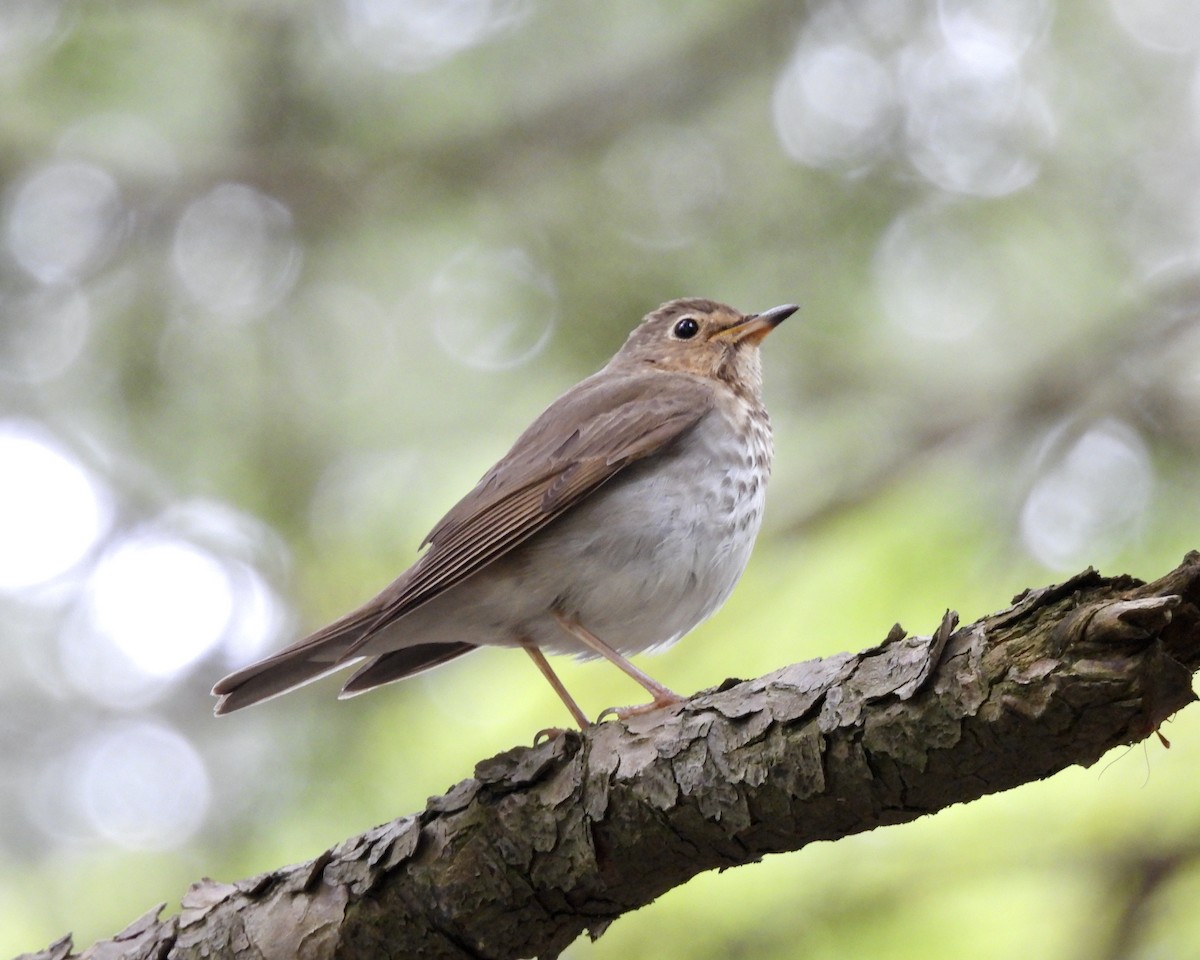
[718,303,799,345]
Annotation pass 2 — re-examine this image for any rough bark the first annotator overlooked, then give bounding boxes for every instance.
[22,553,1200,960]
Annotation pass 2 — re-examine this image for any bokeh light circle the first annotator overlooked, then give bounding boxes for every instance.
[0,424,110,591]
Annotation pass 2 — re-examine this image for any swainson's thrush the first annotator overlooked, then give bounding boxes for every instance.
[213,298,796,726]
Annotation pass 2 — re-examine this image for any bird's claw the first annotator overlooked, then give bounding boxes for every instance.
[533,726,571,745]
[596,692,685,724]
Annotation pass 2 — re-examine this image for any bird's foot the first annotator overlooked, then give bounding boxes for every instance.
[596,690,684,723]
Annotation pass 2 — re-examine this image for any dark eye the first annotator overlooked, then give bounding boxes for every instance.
[673,317,699,339]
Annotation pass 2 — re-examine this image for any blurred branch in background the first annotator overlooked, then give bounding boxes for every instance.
[787,267,1200,542]
[4,0,1200,957]
[1096,844,1200,960]
[19,553,1200,960]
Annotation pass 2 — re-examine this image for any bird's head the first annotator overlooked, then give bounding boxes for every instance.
[611,298,797,399]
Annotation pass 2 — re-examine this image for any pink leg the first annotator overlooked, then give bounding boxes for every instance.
[553,613,684,719]
[522,641,591,729]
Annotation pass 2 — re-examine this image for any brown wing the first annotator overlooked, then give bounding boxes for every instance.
[335,367,715,656]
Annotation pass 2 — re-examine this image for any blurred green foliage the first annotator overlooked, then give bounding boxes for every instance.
[2,1,1200,957]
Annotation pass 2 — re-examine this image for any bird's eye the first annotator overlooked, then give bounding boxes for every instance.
[673,317,699,339]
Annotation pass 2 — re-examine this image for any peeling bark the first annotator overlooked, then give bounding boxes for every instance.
[22,553,1200,960]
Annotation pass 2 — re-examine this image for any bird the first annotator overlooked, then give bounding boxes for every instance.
[212,298,797,726]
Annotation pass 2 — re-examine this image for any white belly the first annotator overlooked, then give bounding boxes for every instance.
[372,404,771,658]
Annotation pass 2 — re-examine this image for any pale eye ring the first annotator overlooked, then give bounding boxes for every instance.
[673,317,699,339]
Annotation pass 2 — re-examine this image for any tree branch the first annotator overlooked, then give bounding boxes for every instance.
[25,553,1200,960]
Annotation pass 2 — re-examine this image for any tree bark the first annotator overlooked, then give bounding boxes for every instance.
[23,553,1200,960]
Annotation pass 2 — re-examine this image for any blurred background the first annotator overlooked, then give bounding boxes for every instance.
[3,0,1200,957]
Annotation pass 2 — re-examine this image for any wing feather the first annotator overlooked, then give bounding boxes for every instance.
[339,369,713,658]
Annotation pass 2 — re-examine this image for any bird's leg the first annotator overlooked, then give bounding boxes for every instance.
[552,613,684,721]
[521,640,591,731]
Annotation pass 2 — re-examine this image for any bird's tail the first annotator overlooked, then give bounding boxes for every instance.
[212,614,477,715]
[211,631,357,715]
